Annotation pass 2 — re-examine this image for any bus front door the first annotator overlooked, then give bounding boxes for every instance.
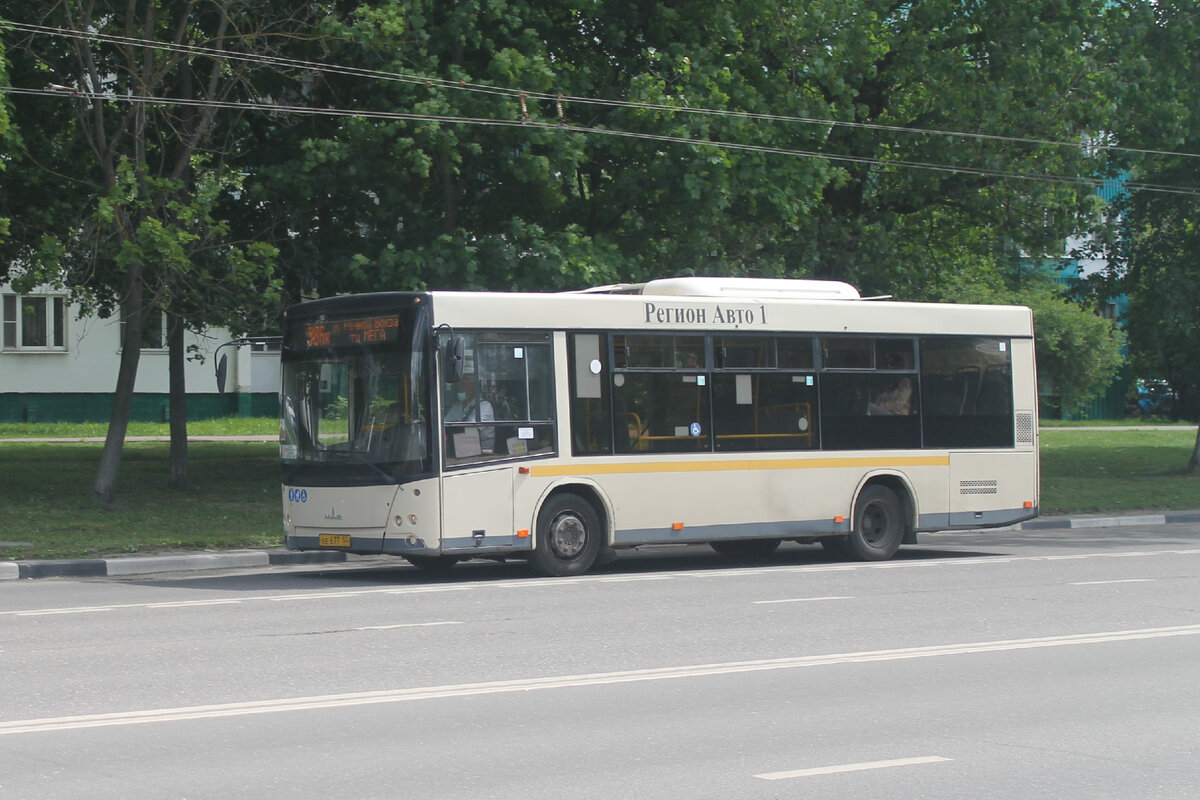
[440,467,517,553]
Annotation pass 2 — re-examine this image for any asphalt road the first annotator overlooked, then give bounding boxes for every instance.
[2,523,1198,799]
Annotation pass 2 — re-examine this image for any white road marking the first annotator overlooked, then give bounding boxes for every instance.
[753,596,852,605]
[4,548,1198,619]
[755,755,952,780]
[1070,579,1156,586]
[2,624,1199,737]
[353,621,464,631]
[13,607,116,616]
[146,599,244,608]
[1,585,472,617]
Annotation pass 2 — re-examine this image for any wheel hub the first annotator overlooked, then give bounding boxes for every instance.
[549,513,587,558]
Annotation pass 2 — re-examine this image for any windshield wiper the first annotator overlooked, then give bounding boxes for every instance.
[346,449,399,484]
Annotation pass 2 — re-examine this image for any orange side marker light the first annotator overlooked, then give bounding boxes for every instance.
[834,515,845,524]
[672,522,684,531]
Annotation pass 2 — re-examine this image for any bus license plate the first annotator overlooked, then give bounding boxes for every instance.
[319,534,352,548]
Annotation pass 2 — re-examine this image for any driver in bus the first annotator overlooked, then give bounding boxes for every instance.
[444,372,495,452]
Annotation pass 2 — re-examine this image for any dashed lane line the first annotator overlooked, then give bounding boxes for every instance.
[3,548,1198,618]
[753,596,853,605]
[755,755,952,780]
[1071,579,1157,586]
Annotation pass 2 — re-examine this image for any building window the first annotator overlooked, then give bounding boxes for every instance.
[120,305,167,350]
[2,293,67,350]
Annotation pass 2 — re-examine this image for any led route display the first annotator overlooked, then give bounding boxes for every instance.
[303,315,400,349]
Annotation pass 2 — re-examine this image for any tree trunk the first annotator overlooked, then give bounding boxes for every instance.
[167,308,188,490]
[92,277,145,508]
[1188,424,1200,475]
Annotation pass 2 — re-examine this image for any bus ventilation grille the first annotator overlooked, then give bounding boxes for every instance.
[960,480,998,495]
[1015,411,1035,445]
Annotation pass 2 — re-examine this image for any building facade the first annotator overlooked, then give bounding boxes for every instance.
[0,282,279,423]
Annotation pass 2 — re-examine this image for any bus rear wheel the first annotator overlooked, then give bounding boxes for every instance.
[530,493,602,577]
[710,538,782,560]
[846,485,904,561]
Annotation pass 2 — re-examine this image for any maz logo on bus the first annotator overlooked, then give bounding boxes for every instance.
[288,488,309,503]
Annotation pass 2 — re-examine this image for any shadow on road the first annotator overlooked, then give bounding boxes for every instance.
[121,540,1009,593]
[118,521,1198,594]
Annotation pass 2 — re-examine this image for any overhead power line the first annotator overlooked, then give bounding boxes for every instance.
[5,18,1200,163]
[4,85,1196,197]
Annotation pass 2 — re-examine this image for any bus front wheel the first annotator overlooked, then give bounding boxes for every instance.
[530,494,602,577]
[846,486,904,561]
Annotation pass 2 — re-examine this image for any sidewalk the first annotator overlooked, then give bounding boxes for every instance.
[5,509,1199,581]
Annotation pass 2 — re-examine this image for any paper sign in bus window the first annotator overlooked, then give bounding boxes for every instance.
[452,428,482,458]
[736,374,752,405]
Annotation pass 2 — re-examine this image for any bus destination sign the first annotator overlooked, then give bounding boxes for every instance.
[304,315,400,348]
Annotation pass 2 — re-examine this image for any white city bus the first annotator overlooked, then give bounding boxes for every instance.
[279,277,1038,576]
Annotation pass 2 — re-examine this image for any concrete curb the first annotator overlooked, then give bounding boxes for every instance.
[1017,511,1200,531]
[3,511,1199,581]
[3,549,347,581]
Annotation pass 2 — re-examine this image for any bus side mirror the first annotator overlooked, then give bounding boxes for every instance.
[444,336,465,383]
[216,354,229,394]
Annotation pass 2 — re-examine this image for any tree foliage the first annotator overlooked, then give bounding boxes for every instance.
[1079,1,1200,468]
[234,1,1116,297]
[1,1,296,501]
[0,36,10,243]
[6,0,1192,480]
[228,0,1127,419]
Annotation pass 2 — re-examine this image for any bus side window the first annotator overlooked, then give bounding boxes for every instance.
[613,372,709,453]
[711,372,818,452]
[920,337,1014,448]
[444,333,556,465]
[820,337,920,451]
[569,333,612,455]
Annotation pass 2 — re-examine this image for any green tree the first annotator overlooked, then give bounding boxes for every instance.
[239,2,1114,282]
[235,0,1124,401]
[0,36,11,243]
[1,2,292,501]
[3,0,1165,469]
[1082,1,1200,471]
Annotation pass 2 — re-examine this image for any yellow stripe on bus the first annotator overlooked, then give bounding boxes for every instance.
[527,455,949,478]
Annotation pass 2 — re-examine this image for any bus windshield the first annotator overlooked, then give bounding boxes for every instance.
[280,305,432,484]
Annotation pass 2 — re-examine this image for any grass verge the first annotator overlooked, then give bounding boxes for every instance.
[0,441,281,560]
[1038,428,1198,514]
[1,422,1196,561]
[0,417,278,439]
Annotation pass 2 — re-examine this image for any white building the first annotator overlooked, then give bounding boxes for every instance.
[0,281,279,422]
